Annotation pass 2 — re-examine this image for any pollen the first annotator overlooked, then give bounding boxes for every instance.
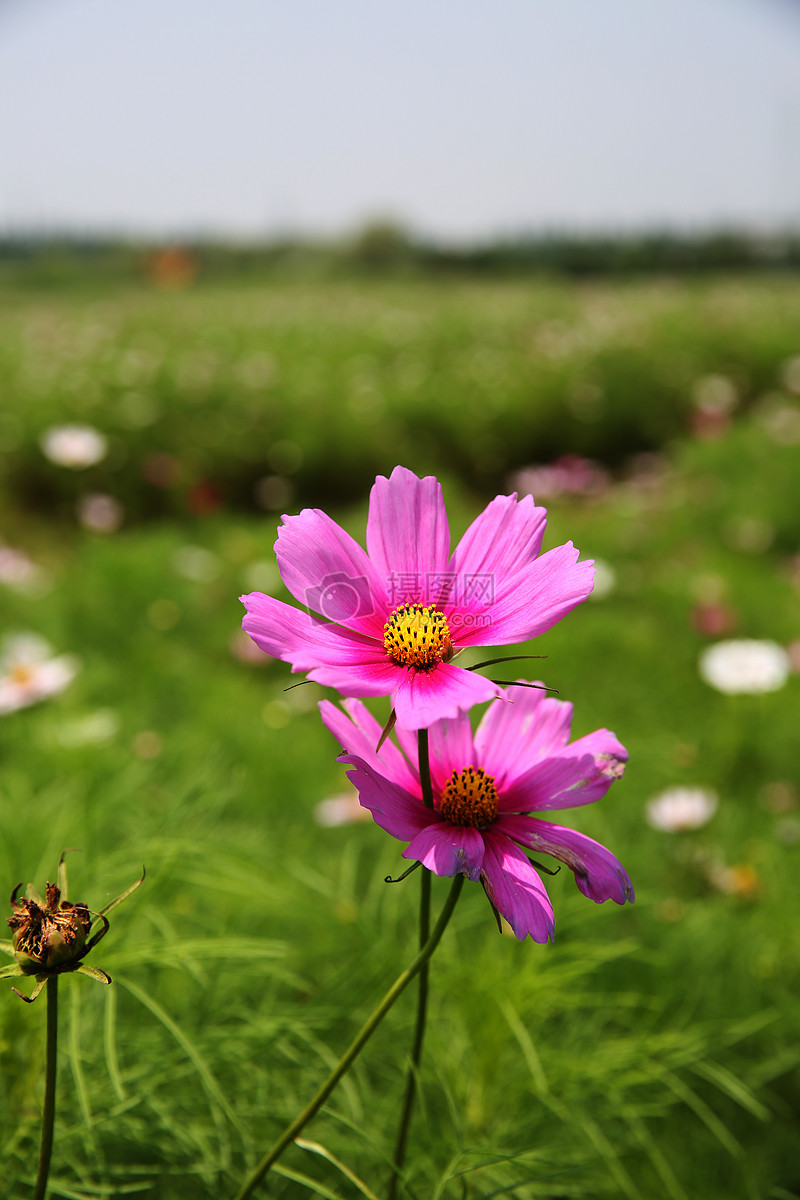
[440,766,499,828]
[383,604,452,670]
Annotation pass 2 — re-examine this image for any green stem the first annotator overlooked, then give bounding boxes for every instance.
[34,975,58,1200]
[387,867,431,1200]
[231,873,464,1200]
[386,728,436,1199]
[418,728,434,810]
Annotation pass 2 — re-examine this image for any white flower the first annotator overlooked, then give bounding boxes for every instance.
[0,633,79,714]
[77,493,124,532]
[699,639,790,695]
[314,791,370,828]
[0,545,42,591]
[40,424,108,469]
[646,787,718,832]
[589,559,616,600]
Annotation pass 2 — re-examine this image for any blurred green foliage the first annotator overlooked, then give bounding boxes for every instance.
[0,273,799,1198]
[2,274,800,523]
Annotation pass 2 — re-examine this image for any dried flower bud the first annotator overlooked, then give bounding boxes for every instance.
[1,853,144,1002]
[8,883,92,974]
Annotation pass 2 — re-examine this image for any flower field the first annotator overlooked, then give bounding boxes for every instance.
[1,271,799,1199]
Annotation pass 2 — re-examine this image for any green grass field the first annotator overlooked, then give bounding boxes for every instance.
[1,274,799,1199]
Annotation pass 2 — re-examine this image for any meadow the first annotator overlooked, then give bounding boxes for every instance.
[0,271,799,1199]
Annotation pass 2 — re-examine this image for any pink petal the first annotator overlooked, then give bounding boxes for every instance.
[474,688,574,790]
[564,729,629,777]
[366,467,451,605]
[319,698,420,794]
[497,815,635,904]
[341,755,431,842]
[481,833,555,942]
[403,823,486,881]
[427,711,480,795]
[274,508,387,637]
[392,661,503,731]
[500,731,628,813]
[447,493,547,600]
[453,542,595,647]
[241,592,379,669]
[242,592,404,698]
[308,658,402,698]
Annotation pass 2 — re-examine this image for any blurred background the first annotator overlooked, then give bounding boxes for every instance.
[1,2,799,1198]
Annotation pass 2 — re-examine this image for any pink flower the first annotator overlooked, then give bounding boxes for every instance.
[241,466,595,730]
[320,685,633,942]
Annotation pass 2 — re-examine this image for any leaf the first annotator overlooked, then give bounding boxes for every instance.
[74,963,112,985]
[98,866,146,918]
[295,1137,382,1200]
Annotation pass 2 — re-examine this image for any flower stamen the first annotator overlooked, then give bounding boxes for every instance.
[440,766,498,828]
[383,604,452,670]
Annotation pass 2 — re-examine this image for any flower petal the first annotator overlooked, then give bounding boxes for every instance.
[427,710,480,795]
[392,662,503,731]
[481,834,555,942]
[242,592,370,664]
[274,508,387,637]
[403,824,485,881]
[500,730,628,812]
[366,467,451,603]
[341,755,431,842]
[319,698,419,794]
[474,687,573,790]
[454,542,595,647]
[448,492,547,595]
[498,815,635,904]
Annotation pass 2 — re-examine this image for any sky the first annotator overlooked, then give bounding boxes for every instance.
[1,0,799,240]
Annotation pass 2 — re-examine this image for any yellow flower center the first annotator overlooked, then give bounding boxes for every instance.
[10,664,35,687]
[383,604,452,670]
[439,766,499,828]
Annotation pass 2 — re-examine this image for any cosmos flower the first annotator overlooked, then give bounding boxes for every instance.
[241,466,595,730]
[699,639,790,695]
[40,424,108,469]
[645,787,718,832]
[0,634,79,715]
[320,685,633,942]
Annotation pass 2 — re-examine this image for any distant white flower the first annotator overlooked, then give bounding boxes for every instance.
[40,424,108,469]
[172,545,220,582]
[77,493,124,532]
[699,639,790,695]
[646,787,718,832]
[0,545,42,591]
[589,559,616,600]
[0,633,79,714]
[314,790,371,828]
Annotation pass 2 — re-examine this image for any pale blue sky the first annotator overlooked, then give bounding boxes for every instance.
[1,0,799,239]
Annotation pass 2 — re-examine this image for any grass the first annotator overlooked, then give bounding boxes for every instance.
[1,273,799,1199]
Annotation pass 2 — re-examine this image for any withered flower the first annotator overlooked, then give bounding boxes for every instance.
[0,852,143,1002]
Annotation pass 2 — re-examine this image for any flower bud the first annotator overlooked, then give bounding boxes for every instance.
[8,882,92,974]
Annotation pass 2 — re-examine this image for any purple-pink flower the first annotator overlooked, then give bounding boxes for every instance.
[241,466,595,730]
[320,685,634,942]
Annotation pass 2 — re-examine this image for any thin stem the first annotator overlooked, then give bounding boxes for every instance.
[231,873,464,1200]
[387,867,431,1200]
[417,728,434,809]
[34,975,58,1200]
[385,728,436,1198]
